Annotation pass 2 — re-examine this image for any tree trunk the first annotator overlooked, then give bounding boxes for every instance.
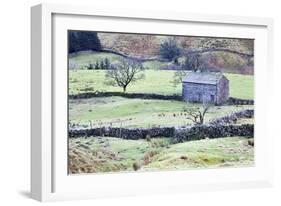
[199,115,204,124]
[123,86,127,92]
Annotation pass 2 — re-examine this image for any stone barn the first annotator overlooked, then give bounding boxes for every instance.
[182,72,229,105]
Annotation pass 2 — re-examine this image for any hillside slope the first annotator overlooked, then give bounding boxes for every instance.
[98,32,254,74]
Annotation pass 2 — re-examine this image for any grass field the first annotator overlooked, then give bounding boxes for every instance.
[70,52,122,67]
[69,136,254,174]
[69,52,168,70]
[69,70,254,99]
[69,97,253,127]
[69,70,181,95]
[68,52,254,174]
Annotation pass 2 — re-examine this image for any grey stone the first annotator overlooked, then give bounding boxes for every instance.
[182,72,229,105]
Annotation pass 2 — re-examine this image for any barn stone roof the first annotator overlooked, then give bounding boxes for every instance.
[182,72,224,85]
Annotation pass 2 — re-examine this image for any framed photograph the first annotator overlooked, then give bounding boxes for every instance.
[31,3,274,201]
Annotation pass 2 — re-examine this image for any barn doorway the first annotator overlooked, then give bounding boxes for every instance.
[198,93,202,102]
[210,95,215,103]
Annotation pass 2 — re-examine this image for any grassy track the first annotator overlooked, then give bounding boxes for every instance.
[69,136,254,174]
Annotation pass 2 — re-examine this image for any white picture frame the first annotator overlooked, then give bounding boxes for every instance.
[31,3,274,202]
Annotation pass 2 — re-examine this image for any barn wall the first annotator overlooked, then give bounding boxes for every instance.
[217,77,229,104]
[182,82,217,103]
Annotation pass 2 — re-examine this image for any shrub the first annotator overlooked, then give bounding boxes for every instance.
[143,150,158,165]
[94,61,100,70]
[181,54,203,71]
[159,38,180,61]
[181,54,212,72]
[248,139,254,146]
[92,58,112,70]
[87,63,94,70]
[180,155,188,160]
[104,58,111,69]
[99,60,105,69]
[132,162,141,171]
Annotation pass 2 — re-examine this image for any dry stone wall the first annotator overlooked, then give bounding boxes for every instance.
[69,124,254,142]
[69,92,254,106]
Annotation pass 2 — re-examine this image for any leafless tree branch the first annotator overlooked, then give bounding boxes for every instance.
[105,58,145,92]
[184,102,213,125]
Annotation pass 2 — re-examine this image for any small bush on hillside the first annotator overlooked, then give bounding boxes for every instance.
[143,150,159,165]
[91,58,112,70]
[181,53,204,71]
[104,58,111,69]
[248,139,254,146]
[180,155,188,160]
[132,162,141,171]
[159,38,181,61]
[94,61,100,70]
[99,60,105,69]
[86,63,95,70]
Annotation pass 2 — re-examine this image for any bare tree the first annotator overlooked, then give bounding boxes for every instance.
[105,58,145,92]
[172,38,254,86]
[184,102,212,125]
[172,69,188,86]
[172,54,206,86]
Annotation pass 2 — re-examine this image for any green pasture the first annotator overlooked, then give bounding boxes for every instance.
[69,51,254,99]
[143,136,254,170]
[69,70,181,95]
[69,52,168,70]
[70,52,122,67]
[69,136,254,174]
[69,70,254,99]
[69,97,253,128]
